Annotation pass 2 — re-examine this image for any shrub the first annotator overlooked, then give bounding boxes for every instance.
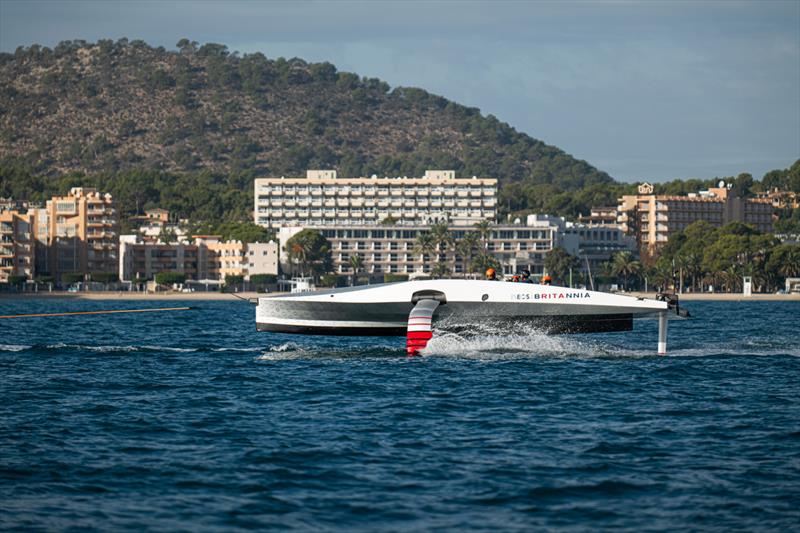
[155,272,186,286]
[61,272,84,284]
[249,274,277,286]
[224,274,244,287]
[7,275,26,286]
[91,272,118,284]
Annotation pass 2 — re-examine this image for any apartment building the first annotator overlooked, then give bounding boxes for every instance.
[119,236,199,281]
[119,235,279,282]
[255,170,498,229]
[0,209,36,283]
[618,182,773,256]
[37,187,119,279]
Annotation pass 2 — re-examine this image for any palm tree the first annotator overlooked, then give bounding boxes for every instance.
[612,251,642,291]
[649,263,673,293]
[474,219,492,252]
[456,231,480,276]
[430,262,451,279]
[413,232,436,275]
[288,242,308,277]
[778,249,800,278]
[430,222,453,259]
[349,253,363,286]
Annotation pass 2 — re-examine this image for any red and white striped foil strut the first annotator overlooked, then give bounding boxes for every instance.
[406,299,440,356]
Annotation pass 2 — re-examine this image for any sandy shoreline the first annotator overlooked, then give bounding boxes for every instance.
[1,290,798,302]
[0,291,278,301]
[627,292,800,301]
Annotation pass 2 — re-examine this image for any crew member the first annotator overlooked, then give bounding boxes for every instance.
[485,268,498,281]
[520,270,533,283]
[511,274,520,282]
[541,274,552,286]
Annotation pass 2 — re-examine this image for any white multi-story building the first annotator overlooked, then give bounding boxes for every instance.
[255,170,498,229]
[278,215,567,279]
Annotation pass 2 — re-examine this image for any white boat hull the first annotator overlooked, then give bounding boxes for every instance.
[256,280,668,336]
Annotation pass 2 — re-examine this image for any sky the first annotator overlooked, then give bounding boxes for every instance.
[1,0,798,183]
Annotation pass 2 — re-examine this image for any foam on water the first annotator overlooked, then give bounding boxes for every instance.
[0,344,32,352]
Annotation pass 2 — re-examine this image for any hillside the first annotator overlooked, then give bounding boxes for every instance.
[0,38,630,221]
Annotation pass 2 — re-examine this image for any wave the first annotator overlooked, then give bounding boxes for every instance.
[254,341,404,361]
[0,344,32,352]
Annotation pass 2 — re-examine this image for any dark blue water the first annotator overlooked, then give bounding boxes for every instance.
[1,299,799,531]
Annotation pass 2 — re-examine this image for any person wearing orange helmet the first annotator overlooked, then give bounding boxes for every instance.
[485,268,498,281]
[541,274,552,285]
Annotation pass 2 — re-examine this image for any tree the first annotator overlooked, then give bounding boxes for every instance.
[216,221,274,243]
[155,271,186,286]
[412,232,436,261]
[158,226,177,244]
[249,274,276,287]
[6,275,26,288]
[470,252,501,277]
[284,229,331,278]
[90,272,118,289]
[544,247,580,286]
[474,219,493,251]
[766,244,800,281]
[224,274,244,291]
[455,231,480,275]
[61,272,84,284]
[611,251,642,290]
[348,253,364,285]
[430,262,451,279]
[430,221,453,269]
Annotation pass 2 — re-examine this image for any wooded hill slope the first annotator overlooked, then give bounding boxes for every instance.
[0,38,626,218]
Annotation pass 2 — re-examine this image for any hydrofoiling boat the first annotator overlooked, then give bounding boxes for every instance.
[256,280,684,355]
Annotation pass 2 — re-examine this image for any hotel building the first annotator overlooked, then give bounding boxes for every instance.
[278,215,574,279]
[618,182,773,256]
[255,170,498,229]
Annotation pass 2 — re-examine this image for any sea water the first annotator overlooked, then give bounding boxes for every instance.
[1,299,798,530]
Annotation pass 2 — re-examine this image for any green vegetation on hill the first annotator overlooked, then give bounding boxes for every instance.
[0,38,616,219]
[0,39,797,229]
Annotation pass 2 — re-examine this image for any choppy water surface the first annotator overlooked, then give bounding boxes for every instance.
[1,299,799,531]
